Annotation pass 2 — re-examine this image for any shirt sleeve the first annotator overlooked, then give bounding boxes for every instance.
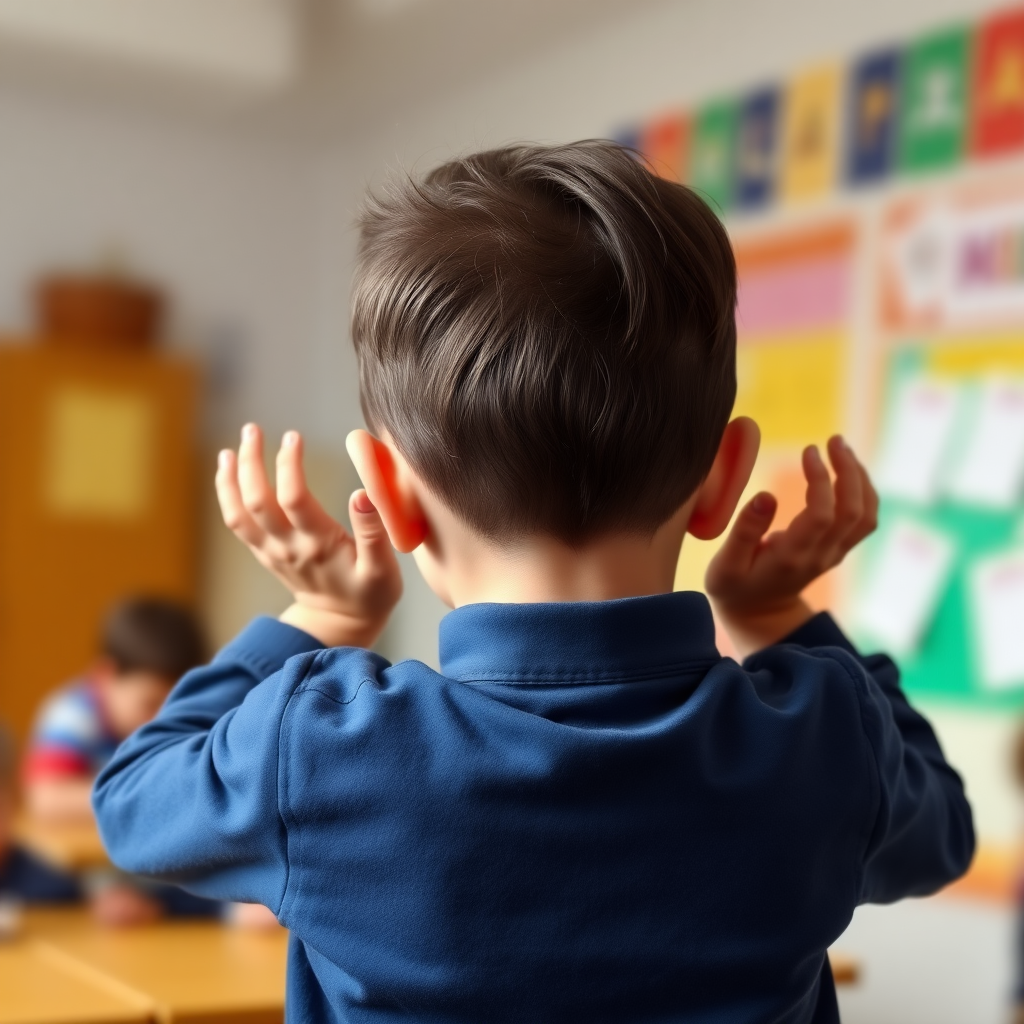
[776,612,975,904]
[92,617,324,913]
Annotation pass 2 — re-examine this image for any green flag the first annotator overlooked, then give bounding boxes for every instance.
[899,25,970,172]
[690,99,738,214]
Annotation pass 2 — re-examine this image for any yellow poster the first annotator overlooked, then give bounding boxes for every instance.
[734,332,845,446]
[780,64,841,202]
[45,386,155,521]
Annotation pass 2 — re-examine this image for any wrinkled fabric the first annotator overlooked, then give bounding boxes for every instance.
[95,593,973,1023]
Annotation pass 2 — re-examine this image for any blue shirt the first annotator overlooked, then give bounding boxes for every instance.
[93,593,974,1023]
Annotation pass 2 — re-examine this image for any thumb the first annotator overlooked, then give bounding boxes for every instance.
[349,489,395,571]
[712,492,777,577]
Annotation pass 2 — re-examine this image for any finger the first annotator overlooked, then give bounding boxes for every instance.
[845,453,880,549]
[215,449,265,547]
[350,489,399,578]
[237,423,291,536]
[826,435,864,546]
[784,445,835,547]
[710,491,778,578]
[276,431,349,538]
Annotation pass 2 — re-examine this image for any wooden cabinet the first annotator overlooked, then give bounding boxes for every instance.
[0,342,199,744]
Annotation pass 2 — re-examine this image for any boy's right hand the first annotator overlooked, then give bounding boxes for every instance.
[216,424,402,649]
[705,435,878,657]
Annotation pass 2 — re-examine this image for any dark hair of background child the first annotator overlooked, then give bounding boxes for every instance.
[102,598,206,681]
[352,140,738,545]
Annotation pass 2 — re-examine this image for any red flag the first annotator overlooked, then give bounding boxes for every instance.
[971,8,1024,156]
[640,114,690,183]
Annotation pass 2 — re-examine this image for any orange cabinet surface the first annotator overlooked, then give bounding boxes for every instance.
[0,341,199,747]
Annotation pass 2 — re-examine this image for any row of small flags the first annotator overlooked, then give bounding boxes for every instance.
[617,6,1024,213]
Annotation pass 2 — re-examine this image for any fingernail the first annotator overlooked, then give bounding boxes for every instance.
[808,445,823,464]
[353,491,375,514]
[218,450,230,469]
[283,431,298,447]
[752,493,774,515]
[243,423,257,440]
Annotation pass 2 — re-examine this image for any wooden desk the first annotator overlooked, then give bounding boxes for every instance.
[26,908,288,1024]
[0,935,151,1024]
[829,950,860,985]
[14,814,110,871]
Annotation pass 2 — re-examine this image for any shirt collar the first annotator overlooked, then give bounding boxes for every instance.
[438,591,719,684]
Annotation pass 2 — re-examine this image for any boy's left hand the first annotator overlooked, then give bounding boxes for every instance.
[216,424,402,648]
[705,435,878,656]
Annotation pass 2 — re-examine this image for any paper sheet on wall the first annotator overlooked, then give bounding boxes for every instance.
[945,378,1024,508]
[854,518,955,657]
[734,334,843,447]
[873,376,960,504]
[970,549,1024,690]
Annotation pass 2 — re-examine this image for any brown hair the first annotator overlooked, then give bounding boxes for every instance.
[352,140,737,544]
[102,597,206,683]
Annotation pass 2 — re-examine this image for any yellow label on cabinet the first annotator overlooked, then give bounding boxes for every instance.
[45,386,155,520]
[734,333,845,447]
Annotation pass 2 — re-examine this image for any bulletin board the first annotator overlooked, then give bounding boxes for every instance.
[633,4,1024,707]
[848,186,1024,709]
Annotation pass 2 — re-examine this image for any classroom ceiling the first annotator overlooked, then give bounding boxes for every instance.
[0,0,674,142]
[294,0,673,137]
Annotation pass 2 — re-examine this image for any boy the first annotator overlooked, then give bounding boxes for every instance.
[94,142,973,1022]
[0,723,80,905]
[26,596,206,822]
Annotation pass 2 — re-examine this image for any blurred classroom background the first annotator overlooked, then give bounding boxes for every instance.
[2,0,1024,1021]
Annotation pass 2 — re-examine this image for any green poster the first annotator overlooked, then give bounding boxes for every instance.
[898,25,970,172]
[690,100,737,214]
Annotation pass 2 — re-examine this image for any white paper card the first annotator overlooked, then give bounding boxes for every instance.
[945,378,1024,508]
[873,377,961,505]
[855,519,956,657]
[970,550,1024,691]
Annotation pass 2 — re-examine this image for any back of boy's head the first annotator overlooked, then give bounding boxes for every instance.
[101,597,206,683]
[352,140,737,544]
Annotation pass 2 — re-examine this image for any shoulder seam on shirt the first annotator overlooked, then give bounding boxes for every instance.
[815,647,882,906]
[276,652,326,920]
[296,680,377,707]
[454,660,716,685]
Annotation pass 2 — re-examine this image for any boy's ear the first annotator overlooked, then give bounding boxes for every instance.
[686,417,760,541]
[345,429,428,553]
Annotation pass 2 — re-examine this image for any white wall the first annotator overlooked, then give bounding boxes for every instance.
[0,83,334,444]
[0,82,368,644]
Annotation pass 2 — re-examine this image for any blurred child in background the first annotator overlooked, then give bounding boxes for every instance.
[21,595,278,928]
[23,596,220,925]
[24,597,205,822]
[0,722,80,905]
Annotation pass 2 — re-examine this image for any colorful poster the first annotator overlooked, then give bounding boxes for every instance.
[899,25,970,172]
[640,113,689,183]
[690,99,737,213]
[847,49,901,184]
[735,87,779,209]
[972,8,1024,157]
[780,64,842,202]
[881,188,1024,333]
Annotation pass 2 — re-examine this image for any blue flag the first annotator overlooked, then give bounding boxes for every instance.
[735,87,779,208]
[847,49,902,184]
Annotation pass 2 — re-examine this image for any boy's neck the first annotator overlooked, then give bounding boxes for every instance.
[416,500,692,607]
